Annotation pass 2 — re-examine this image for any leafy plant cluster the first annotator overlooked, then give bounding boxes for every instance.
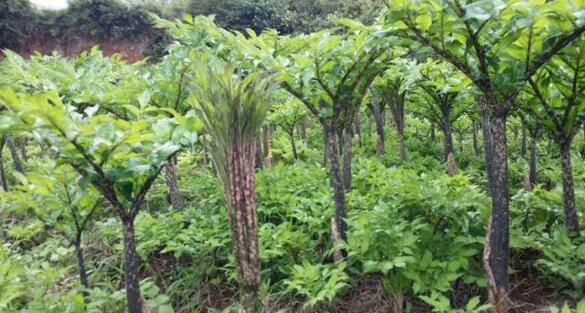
[2,2,585,313]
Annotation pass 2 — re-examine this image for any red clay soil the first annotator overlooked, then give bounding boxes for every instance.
[2,36,148,62]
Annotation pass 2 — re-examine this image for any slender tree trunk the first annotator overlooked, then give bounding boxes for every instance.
[122,218,143,313]
[6,135,24,173]
[558,139,580,233]
[458,130,464,154]
[354,113,362,147]
[529,132,538,188]
[290,132,298,160]
[478,98,495,190]
[262,126,271,166]
[484,113,510,313]
[442,121,456,176]
[18,139,28,162]
[581,124,585,158]
[342,122,353,191]
[74,237,90,292]
[299,117,307,143]
[0,136,8,191]
[224,140,261,313]
[323,126,330,166]
[255,137,263,169]
[520,125,527,157]
[371,100,385,156]
[203,136,210,166]
[472,121,480,156]
[326,126,348,252]
[164,155,183,210]
[398,129,406,161]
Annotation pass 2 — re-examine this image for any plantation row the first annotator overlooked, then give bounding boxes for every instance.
[1,1,585,313]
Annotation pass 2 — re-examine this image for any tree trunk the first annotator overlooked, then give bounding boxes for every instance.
[520,125,527,157]
[290,132,298,160]
[484,113,510,313]
[122,218,143,313]
[6,135,24,173]
[478,97,495,191]
[398,129,406,161]
[371,99,385,156]
[203,136,210,166]
[326,127,348,253]
[164,155,183,210]
[440,105,457,176]
[529,133,538,188]
[558,139,580,233]
[442,121,457,176]
[224,140,261,313]
[354,113,362,147]
[262,126,271,163]
[0,136,8,191]
[322,126,330,166]
[342,121,353,191]
[18,139,28,162]
[299,117,307,143]
[472,121,480,156]
[74,237,90,292]
[582,124,585,158]
[255,137,263,169]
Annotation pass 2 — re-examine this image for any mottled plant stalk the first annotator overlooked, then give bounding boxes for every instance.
[122,218,143,313]
[224,139,261,313]
[0,136,8,191]
[6,134,24,173]
[165,155,183,209]
[370,97,385,156]
[529,130,538,188]
[558,138,580,233]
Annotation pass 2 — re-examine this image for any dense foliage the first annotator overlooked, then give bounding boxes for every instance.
[1,1,585,313]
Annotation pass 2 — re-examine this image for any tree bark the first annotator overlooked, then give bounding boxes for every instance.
[6,135,24,173]
[224,140,261,313]
[342,121,353,191]
[262,126,271,164]
[371,99,385,156]
[0,136,8,191]
[478,97,495,191]
[326,127,348,252]
[558,139,580,233]
[354,112,362,147]
[164,155,183,210]
[441,105,456,176]
[299,117,307,143]
[472,121,480,156]
[581,124,585,158]
[290,132,298,160]
[520,125,527,157]
[398,130,406,161]
[484,113,510,313]
[255,137,263,169]
[442,119,457,176]
[322,126,330,166]
[122,218,143,313]
[529,132,538,188]
[18,139,28,162]
[203,137,210,166]
[74,237,90,292]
